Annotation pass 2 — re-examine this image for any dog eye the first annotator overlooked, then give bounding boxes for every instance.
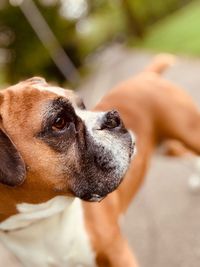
[52,116,69,131]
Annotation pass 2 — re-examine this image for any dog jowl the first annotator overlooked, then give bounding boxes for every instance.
[0,77,135,203]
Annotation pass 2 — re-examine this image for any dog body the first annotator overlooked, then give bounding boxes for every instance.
[0,77,133,267]
[1,56,200,267]
[82,56,200,267]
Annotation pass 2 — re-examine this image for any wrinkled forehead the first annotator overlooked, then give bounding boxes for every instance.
[4,77,79,107]
[26,77,76,100]
[0,78,82,128]
[32,81,75,100]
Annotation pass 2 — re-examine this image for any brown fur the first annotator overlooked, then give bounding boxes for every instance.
[0,80,76,220]
[83,56,200,266]
[0,57,200,266]
[0,77,132,222]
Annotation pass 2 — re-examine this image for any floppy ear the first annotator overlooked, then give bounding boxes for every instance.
[0,128,26,186]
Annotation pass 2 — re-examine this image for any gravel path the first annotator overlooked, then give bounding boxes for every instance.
[78,45,200,267]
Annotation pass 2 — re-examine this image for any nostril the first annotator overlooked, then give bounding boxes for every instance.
[100,110,121,130]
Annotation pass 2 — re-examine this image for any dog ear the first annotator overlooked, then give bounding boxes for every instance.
[0,128,26,186]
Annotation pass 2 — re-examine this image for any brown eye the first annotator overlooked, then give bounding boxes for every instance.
[52,117,67,131]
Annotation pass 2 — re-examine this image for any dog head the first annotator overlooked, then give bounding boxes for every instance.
[0,77,135,203]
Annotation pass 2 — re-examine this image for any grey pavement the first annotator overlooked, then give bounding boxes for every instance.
[78,45,200,267]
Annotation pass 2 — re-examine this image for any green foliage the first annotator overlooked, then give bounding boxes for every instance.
[0,1,78,84]
[123,0,190,32]
[0,0,195,85]
[134,0,200,56]
[77,3,126,56]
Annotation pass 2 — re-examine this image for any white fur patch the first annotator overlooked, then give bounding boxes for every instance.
[77,109,134,176]
[0,197,96,267]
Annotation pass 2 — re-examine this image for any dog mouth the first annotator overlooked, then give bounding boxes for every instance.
[69,111,136,202]
[76,131,135,202]
[87,194,104,202]
[129,144,135,159]
[128,131,136,160]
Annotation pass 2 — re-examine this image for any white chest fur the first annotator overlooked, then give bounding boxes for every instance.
[0,197,96,267]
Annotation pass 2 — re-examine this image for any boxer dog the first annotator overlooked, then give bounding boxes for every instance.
[0,55,200,267]
[0,77,134,267]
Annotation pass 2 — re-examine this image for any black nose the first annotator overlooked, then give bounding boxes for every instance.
[100,110,122,130]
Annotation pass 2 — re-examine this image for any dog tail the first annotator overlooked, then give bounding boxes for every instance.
[144,53,176,74]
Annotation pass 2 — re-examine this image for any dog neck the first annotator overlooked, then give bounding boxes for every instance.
[0,176,62,223]
[0,196,96,266]
[0,196,74,231]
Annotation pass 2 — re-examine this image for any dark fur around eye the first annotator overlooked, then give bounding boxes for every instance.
[36,97,80,152]
[37,97,77,137]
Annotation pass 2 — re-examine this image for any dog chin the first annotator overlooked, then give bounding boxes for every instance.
[66,119,136,202]
[77,150,135,202]
[80,132,135,202]
[86,194,104,202]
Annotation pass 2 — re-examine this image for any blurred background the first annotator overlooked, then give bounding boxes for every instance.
[0,0,199,86]
[1,1,200,267]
